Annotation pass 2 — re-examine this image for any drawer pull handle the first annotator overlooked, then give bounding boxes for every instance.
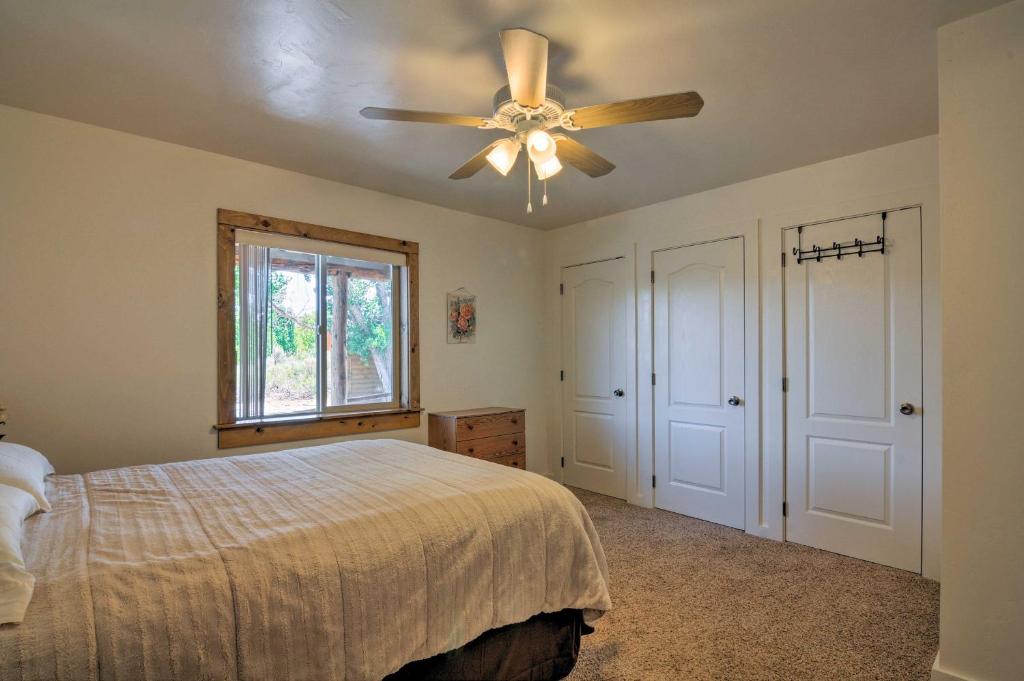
[512,440,518,446]
[510,418,518,424]
[466,424,474,430]
[468,448,474,454]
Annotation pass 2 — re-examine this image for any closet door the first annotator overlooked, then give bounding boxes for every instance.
[653,238,746,529]
[784,209,922,572]
[561,257,630,499]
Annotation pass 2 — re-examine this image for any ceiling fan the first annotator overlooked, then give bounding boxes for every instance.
[361,28,703,213]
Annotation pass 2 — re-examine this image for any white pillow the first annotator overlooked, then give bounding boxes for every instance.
[0,482,38,624]
[0,443,55,513]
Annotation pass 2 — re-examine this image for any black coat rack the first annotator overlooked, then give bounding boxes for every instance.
[793,212,887,264]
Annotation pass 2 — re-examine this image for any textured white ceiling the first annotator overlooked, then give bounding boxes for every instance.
[0,0,1004,229]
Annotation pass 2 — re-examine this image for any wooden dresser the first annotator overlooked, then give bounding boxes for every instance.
[428,407,526,469]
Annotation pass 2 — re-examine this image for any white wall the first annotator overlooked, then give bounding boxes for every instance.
[0,104,950,582]
[0,105,551,476]
[544,135,942,577]
[934,2,1024,679]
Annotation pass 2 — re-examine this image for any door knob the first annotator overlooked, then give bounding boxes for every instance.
[899,402,915,416]
[613,389,625,397]
[728,396,742,406]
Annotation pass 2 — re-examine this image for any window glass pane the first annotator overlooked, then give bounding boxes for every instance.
[325,256,394,407]
[265,248,318,416]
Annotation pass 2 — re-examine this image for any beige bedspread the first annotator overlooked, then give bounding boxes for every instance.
[0,439,610,681]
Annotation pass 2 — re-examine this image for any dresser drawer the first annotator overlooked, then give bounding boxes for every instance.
[456,433,525,459]
[456,410,524,440]
[489,453,525,470]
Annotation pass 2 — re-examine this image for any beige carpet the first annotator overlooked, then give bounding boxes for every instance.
[569,488,939,681]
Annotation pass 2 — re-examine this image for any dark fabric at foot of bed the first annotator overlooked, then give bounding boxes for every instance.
[384,609,589,681]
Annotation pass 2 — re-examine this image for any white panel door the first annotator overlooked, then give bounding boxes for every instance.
[784,208,922,572]
[654,238,746,528]
[561,258,629,498]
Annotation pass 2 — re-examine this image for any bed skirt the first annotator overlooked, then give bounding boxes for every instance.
[385,609,590,681]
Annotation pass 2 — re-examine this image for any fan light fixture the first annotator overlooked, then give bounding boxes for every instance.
[485,138,520,176]
[535,155,562,180]
[526,129,556,165]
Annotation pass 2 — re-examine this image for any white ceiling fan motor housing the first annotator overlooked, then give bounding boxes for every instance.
[491,84,568,134]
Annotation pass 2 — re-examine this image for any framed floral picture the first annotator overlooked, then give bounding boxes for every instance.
[447,288,477,344]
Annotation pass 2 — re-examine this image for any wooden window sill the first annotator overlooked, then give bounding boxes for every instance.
[215,408,422,449]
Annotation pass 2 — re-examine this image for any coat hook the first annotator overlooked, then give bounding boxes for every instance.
[792,211,889,264]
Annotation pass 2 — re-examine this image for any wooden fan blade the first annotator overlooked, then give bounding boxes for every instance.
[568,92,704,129]
[449,141,503,180]
[554,136,615,177]
[499,28,548,109]
[360,107,488,127]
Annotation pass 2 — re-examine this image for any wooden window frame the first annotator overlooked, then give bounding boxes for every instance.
[215,209,420,448]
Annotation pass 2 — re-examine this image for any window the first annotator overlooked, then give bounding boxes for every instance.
[217,210,419,448]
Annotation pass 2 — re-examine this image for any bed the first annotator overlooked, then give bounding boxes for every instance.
[0,439,611,680]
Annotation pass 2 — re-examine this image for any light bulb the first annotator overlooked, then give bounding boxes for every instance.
[526,129,556,165]
[485,139,520,176]
[534,155,562,180]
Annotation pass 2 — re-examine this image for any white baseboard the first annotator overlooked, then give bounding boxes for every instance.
[932,652,977,681]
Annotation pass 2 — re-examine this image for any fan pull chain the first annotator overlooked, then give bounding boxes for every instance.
[526,155,533,214]
[543,178,549,206]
